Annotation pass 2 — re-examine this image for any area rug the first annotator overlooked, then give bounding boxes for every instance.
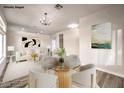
[0,75,28,88]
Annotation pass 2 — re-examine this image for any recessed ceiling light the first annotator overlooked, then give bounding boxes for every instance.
[68,23,78,29]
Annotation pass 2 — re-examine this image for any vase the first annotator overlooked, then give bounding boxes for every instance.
[59,57,64,69]
[32,57,36,61]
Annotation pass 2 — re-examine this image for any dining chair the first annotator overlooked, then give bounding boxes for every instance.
[64,55,81,69]
[28,69,57,88]
[41,56,59,71]
[72,64,96,88]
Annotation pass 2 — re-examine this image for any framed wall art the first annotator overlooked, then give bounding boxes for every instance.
[91,22,111,49]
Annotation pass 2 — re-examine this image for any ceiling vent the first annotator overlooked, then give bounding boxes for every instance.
[55,4,63,10]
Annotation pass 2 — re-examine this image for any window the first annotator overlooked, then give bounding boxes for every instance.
[0,16,6,63]
[0,33,3,59]
[51,40,56,52]
[0,16,6,32]
[59,34,64,48]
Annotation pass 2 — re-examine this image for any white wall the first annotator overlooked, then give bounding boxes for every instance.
[79,5,124,75]
[55,28,79,56]
[6,25,50,55]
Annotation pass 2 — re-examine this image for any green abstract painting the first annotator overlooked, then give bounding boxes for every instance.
[91,23,111,49]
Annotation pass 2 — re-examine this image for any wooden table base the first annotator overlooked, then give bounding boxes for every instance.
[55,66,72,88]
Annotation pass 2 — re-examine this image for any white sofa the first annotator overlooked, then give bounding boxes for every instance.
[16,51,29,62]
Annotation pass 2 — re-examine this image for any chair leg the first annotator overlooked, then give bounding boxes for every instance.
[91,74,94,88]
[35,79,38,88]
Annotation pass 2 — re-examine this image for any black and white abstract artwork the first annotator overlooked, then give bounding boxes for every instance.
[22,37,40,48]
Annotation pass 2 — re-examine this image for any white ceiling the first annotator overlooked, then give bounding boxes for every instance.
[1,4,111,35]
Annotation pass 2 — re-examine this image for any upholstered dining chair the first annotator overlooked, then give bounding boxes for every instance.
[41,56,59,71]
[72,64,96,88]
[64,55,81,71]
[28,69,57,88]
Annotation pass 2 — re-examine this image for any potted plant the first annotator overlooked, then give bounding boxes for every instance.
[56,48,65,69]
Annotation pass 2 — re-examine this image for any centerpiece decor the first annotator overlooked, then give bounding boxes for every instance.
[56,48,65,69]
[31,52,38,61]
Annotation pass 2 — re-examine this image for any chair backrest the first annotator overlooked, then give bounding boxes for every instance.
[72,64,96,88]
[64,55,81,69]
[41,56,59,70]
[29,70,57,88]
